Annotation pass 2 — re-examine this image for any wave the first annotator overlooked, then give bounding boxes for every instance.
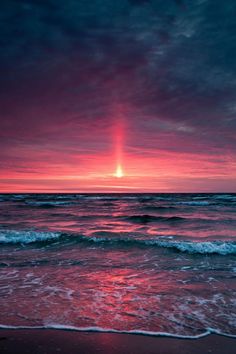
[142,206,176,212]
[212,194,236,201]
[0,230,61,244]
[25,201,74,208]
[1,230,236,255]
[175,201,210,206]
[153,239,236,255]
[84,236,236,255]
[124,215,185,223]
[0,324,235,339]
[79,195,131,201]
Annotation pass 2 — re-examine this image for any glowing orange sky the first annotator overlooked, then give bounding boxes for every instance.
[1,112,236,192]
[1,142,235,192]
[0,112,234,193]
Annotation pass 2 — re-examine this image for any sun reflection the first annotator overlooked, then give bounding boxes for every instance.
[115,164,124,178]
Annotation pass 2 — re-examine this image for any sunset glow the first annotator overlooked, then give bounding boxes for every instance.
[115,164,124,178]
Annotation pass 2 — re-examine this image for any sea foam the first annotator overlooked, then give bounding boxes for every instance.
[0,324,236,339]
[0,230,61,244]
[149,239,236,255]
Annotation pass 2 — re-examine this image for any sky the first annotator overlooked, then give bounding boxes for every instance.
[0,0,236,192]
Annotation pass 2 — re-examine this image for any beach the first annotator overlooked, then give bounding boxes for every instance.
[1,330,236,354]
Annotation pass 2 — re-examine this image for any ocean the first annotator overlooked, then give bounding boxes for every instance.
[0,193,236,339]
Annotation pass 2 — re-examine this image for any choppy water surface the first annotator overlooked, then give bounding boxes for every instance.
[0,193,236,338]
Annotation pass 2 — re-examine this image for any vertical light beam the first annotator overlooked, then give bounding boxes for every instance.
[113,104,125,177]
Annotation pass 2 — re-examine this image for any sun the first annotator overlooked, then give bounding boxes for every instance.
[115,164,124,178]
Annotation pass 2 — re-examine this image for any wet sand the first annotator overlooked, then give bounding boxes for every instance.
[0,330,235,354]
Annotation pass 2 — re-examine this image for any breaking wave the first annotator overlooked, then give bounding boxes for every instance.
[0,230,61,244]
[1,229,236,255]
[83,236,236,255]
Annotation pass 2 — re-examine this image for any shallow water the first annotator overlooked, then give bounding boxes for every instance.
[0,193,236,338]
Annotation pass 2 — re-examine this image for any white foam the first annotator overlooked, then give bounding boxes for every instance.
[0,230,61,244]
[0,324,236,339]
[0,324,209,339]
[147,240,236,255]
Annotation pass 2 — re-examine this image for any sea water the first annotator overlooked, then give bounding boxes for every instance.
[0,193,236,338]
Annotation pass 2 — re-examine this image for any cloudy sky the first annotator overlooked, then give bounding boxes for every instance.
[0,0,236,192]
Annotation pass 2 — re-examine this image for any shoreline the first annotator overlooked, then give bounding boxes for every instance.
[1,329,236,354]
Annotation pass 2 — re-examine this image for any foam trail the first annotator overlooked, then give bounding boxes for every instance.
[0,324,210,339]
[0,324,236,339]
